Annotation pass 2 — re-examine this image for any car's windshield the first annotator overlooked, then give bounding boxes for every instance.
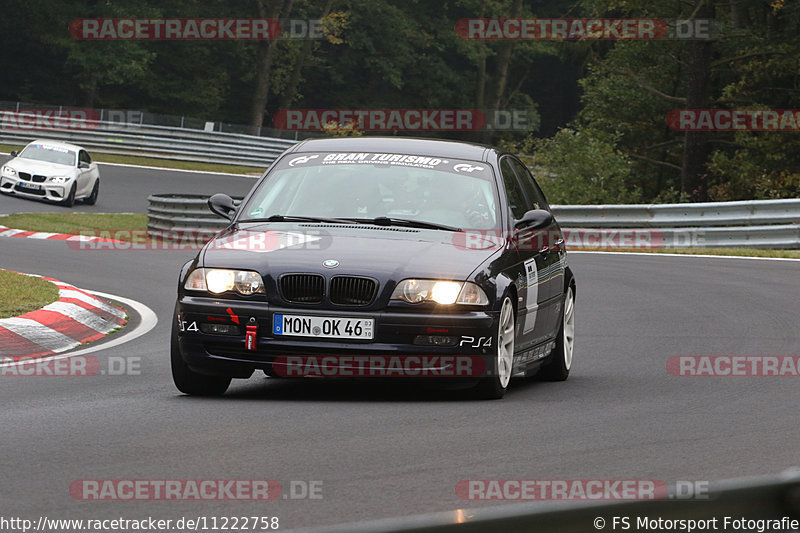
[240,152,500,230]
[18,144,76,166]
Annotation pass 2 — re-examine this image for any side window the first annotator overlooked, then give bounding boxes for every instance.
[508,158,550,211]
[79,150,91,165]
[500,157,527,220]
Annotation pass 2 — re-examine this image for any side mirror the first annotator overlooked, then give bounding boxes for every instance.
[514,209,553,230]
[208,193,237,221]
[9,151,17,157]
[79,161,90,169]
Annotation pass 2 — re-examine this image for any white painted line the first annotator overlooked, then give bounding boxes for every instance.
[0,228,26,237]
[0,290,158,368]
[570,250,800,262]
[28,232,58,239]
[0,317,80,352]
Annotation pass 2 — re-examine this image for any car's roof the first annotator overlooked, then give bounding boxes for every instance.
[288,137,495,161]
[26,139,84,152]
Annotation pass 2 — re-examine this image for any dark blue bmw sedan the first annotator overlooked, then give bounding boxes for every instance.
[172,137,575,399]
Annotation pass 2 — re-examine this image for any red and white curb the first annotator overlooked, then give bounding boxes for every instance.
[0,273,127,358]
[0,225,120,243]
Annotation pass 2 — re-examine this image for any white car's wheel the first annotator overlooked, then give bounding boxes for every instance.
[84,179,99,205]
[61,183,76,208]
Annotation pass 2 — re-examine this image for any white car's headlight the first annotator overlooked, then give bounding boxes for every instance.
[2,166,16,176]
[184,268,265,295]
[391,279,489,305]
[48,176,70,183]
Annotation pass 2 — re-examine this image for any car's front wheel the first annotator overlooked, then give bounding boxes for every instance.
[473,295,515,399]
[171,319,231,396]
[534,284,574,381]
[61,183,76,207]
[84,179,99,205]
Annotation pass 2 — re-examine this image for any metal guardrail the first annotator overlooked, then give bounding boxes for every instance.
[0,115,296,168]
[147,194,241,237]
[288,470,800,533]
[550,198,800,249]
[550,198,800,228]
[148,195,800,249]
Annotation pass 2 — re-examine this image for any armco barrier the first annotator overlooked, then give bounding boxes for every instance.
[148,195,800,249]
[550,198,800,228]
[147,194,242,238]
[288,470,800,533]
[0,114,296,167]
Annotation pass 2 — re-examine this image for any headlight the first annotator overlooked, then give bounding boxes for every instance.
[2,166,16,176]
[48,176,70,183]
[184,268,265,295]
[391,280,489,305]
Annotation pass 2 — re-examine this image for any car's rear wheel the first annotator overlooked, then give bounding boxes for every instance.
[61,183,76,207]
[534,285,574,381]
[473,296,515,399]
[84,179,99,205]
[171,319,231,396]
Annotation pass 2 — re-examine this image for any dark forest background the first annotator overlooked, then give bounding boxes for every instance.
[2,0,799,204]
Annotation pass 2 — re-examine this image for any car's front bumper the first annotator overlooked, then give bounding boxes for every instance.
[0,175,67,202]
[176,295,498,379]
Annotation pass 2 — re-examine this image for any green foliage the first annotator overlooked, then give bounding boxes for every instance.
[531,128,640,204]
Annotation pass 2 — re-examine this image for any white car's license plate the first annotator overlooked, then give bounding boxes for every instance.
[19,182,41,190]
[273,314,374,340]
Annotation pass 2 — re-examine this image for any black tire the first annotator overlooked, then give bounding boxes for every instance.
[534,285,574,382]
[171,318,230,396]
[473,295,515,400]
[62,183,76,207]
[84,179,99,205]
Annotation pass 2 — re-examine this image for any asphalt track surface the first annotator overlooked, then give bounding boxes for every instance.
[1,165,799,531]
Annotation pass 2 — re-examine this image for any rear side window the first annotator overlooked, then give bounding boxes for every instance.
[508,157,550,211]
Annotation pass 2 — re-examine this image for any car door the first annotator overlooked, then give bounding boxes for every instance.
[498,155,552,353]
[77,150,93,195]
[508,157,564,295]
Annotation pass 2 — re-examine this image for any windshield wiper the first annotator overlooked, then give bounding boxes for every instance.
[344,217,462,232]
[237,214,351,224]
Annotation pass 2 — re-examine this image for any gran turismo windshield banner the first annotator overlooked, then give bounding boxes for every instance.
[278,152,493,177]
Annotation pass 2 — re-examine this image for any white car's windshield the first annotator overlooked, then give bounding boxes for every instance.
[240,153,500,230]
[18,144,76,166]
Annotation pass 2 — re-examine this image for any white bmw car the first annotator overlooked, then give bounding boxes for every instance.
[0,140,100,207]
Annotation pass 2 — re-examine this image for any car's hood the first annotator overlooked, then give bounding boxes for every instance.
[200,223,503,282]
[6,157,76,176]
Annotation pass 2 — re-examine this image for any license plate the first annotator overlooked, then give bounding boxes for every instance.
[18,182,41,190]
[273,314,374,340]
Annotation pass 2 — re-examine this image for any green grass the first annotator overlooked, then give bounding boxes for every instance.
[575,247,800,258]
[0,270,60,319]
[0,143,264,175]
[1,213,147,239]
